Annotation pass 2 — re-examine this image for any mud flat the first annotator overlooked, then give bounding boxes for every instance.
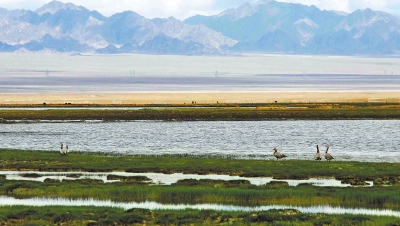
[1,91,400,105]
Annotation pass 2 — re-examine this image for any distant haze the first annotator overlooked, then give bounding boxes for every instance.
[1,54,400,93]
[0,0,399,20]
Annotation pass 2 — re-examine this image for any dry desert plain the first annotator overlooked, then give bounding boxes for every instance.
[1,91,400,105]
[1,53,400,105]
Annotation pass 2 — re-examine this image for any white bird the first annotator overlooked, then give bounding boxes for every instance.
[66,145,69,155]
[324,145,334,161]
[273,147,287,160]
[315,145,322,160]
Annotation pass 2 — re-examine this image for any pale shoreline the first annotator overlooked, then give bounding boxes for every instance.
[1,91,399,105]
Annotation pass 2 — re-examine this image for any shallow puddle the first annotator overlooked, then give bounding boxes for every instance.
[0,196,399,217]
[0,171,373,187]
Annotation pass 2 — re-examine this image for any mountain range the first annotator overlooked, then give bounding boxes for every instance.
[1,0,400,55]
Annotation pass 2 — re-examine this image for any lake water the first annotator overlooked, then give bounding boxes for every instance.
[1,196,399,217]
[1,53,400,93]
[1,120,399,162]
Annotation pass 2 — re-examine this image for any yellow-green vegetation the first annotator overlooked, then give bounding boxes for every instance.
[0,103,400,120]
[1,149,399,180]
[1,149,400,210]
[2,176,400,209]
[0,206,399,226]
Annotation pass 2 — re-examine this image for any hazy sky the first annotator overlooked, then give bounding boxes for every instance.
[0,0,399,20]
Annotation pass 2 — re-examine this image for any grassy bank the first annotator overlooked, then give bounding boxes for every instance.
[1,149,400,180]
[1,103,400,120]
[2,176,400,209]
[1,150,400,210]
[1,206,399,226]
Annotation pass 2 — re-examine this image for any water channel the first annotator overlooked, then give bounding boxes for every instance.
[0,171,370,187]
[1,196,399,217]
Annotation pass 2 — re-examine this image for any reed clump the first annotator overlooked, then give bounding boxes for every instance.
[174,179,251,188]
[265,181,289,187]
[21,173,41,178]
[65,174,81,178]
[106,175,150,182]
[43,178,60,183]
[373,176,400,186]
[62,179,104,184]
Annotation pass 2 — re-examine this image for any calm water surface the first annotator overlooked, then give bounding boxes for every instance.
[0,171,365,187]
[1,196,399,217]
[1,120,399,162]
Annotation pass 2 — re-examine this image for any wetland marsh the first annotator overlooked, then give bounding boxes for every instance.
[1,53,400,224]
[1,150,400,224]
[1,104,400,225]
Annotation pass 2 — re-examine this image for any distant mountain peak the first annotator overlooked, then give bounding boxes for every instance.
[254,0,275,5]
[331,10,349,16]
[217,1,261,19]
[111,10,142,20]
[363,8,373,12]
[35,0,86,15]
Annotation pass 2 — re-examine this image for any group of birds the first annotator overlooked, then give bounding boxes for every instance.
[273,144,334,161]
[60,142,69,155]
[59,141,333,160]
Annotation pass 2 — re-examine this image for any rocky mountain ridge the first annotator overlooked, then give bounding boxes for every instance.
[0,0,400,55]
[185,1,400,55]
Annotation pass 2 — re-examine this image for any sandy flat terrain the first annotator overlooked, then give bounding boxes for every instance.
[0,92,399,105]
[1,54,400,105]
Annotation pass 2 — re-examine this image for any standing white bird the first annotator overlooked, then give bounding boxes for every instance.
[66,145,69,155]
[273,147,287,160]
[315,145,322,160]
[324,145,334,161]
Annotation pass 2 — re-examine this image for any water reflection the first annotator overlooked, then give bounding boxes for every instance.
[0,171,372,187]
[1,196,399,217]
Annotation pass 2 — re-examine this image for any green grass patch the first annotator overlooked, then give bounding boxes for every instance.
[1,103,400,121]
[0,206,399,225]
[2,150,400,210]
[1,149,400,180]
[1,176,400,209]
